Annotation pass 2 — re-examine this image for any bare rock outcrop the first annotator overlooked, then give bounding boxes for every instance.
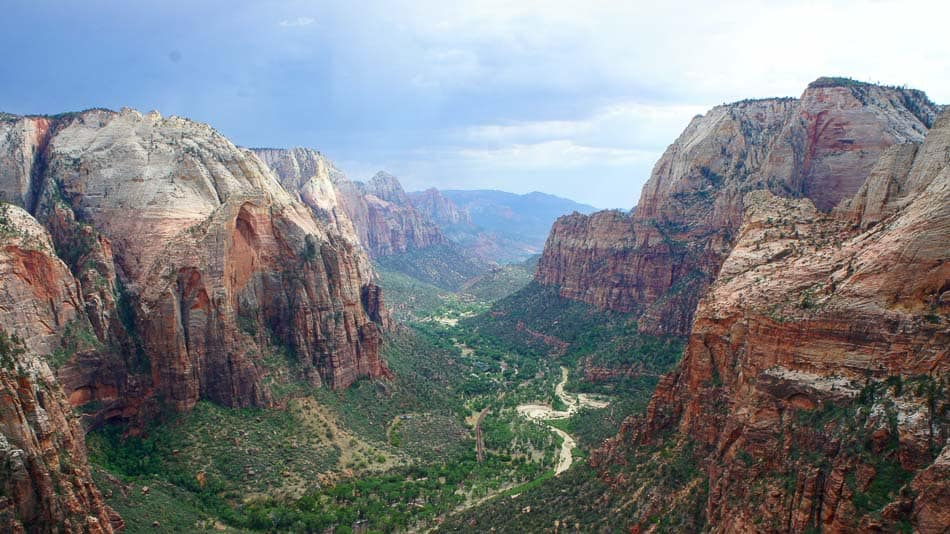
[251,147,367,266]
[0,109,399,530]
[254,148,448,259]
[536,79,939,337]
[408,187,471,227]
[0,204,118,533]
[0,110,390,420]
[592,109,950,532]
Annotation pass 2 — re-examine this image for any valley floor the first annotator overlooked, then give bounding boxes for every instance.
[88,263,682,533]
[516,367,610,475]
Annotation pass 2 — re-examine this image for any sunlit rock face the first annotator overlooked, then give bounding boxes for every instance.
[0,108,390,417]
[0,108,399,530]
[256,148,447,260]
[536,79,938,337]
[592,108,950,533]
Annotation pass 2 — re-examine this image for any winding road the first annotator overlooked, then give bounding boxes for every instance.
[516,367,609,475]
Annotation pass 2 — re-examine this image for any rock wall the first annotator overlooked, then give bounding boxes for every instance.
[0,205,120,533]
[536,79,939,337]
[0,109,398,529]
[344,171,448,258]
[251,147,367,266]
[254,148,448,259]
[0,108,391,416]
[592,110,950,532]
[408,187,471,227]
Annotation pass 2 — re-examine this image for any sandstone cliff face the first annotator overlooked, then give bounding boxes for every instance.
[363,171,448,257]
[0,205,118,533]
[408,188,549,264]
[593,110,950,532]
[255,149,447,259]
[0,110,389,419]
[251,147,395,329]
[0,116,53,210]
[408,188,471,227]
[251,147,367,267]
[330,170,446,258]
[0,109,394,529]
[536,79,939,337]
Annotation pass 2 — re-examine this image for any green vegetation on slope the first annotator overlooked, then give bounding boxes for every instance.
[438,439,708,533]
[374,268,448,321]
[459,255,538,302]
[375,244,488,290]
[89,253,689,532]
[463,281,684,395]
[90,304,563,532]
[444,374,948,533]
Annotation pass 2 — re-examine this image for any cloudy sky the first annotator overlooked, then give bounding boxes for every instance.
[2,1,947,208]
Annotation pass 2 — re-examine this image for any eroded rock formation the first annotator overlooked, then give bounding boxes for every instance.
[592,108,950,532]
[254,148,451,259]
[536,78,939,336]
[0,108,394,529]
[0,205,120,533]
[409,187,471,227]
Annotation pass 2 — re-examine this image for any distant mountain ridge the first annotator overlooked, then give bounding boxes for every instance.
[254,147,595,268]
[409,188,597,264]
[254,148,447,259]
[440,189,597,243]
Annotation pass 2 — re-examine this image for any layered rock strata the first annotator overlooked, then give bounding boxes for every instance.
[0,107,390,419]
[254,148,448,259]
[592,109,950,532]
[0,108,397,529]
[0,205,119,533]
[536,79,939,336]
[408,187,471,227]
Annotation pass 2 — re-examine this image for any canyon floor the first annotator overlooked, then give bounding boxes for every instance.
[86,258,671,532]
[517,367,610,475]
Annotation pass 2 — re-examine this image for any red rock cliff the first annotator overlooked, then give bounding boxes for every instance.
[0,110,390,420]
[0,204,119,533]
[592,110,950,532]
[536,79,938,337]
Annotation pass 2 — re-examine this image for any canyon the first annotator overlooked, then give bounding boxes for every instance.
[253,147,594,278]
[440,79,947,533]
[0,76,947,533]
[0,109,389,532]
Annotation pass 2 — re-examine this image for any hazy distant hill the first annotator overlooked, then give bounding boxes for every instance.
[442,190,597,243]
[409,189,596,264]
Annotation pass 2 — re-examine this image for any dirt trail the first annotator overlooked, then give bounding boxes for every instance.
[516,367,609,475]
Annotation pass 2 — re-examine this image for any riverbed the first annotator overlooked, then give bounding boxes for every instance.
[516,367,609,475]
